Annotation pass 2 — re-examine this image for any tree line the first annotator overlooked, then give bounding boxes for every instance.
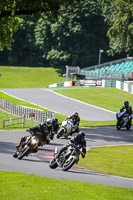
[0,0,133,69]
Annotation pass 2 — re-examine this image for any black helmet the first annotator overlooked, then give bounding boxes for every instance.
[40,122,46,128]
[77,131,85,143]
[46,118,52,126]
[124,100,129,108]
[52,117,58,123]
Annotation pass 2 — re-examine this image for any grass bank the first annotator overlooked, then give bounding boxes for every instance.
[0,171,133,200]
[0,66,65,88]
[54,87,133,113]
[78,145,133,179]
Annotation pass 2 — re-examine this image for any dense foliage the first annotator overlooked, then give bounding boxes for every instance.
[0,0,132,68]
[101,0,133,56]
[35,0,109,67]
[0,0,78,50]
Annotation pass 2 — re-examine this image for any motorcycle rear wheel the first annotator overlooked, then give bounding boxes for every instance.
[126,121,131,130]
[49,157,58,169]
[17,146,30,160]
[62,157,76,171]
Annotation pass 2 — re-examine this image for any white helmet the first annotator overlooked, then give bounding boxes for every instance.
[46,118,52,126]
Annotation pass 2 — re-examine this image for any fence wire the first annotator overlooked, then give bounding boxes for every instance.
[0,98,56,123]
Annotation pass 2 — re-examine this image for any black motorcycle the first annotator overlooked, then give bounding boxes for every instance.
[49,145,82,171]
[14,135,40,160]
[13,128,50,159]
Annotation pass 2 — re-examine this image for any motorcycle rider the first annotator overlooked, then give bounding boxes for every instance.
[49,117,59,140]
[55,131,86,160]
[69,112,80,133]
[13,118,53,158]
[120,100,132,120]
[52,117,59,133]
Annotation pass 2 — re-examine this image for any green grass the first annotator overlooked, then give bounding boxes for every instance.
[54,87,133,113]
[0,171,133,200]
[78,145,133,179]
[0,66,65,88]
[0,109,67,129]
[0,66,133,198]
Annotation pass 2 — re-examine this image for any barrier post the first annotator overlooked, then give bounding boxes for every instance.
[22,115,25,128]
[3,116,5,128]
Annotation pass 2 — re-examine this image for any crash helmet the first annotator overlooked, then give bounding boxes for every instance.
[124,100,129,108]
[74,111,78,116]
[52,117,58,123]
[40,122,46,128]
[46,118,52,126]
[77,131,85,143]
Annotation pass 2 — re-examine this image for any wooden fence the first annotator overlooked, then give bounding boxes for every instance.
[3,115,25,128]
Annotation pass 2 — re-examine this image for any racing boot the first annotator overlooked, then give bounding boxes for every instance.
[13,151,19,158]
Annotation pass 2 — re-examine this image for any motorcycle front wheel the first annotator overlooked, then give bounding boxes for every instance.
[17,146,30,160]
[62,157,76,171]
[57,128,64,139]
[49,157,58,169]
[116,119,122,130]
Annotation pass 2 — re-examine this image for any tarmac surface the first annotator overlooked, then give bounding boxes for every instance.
[0,88,133,189]
[0,88,116,121]
[0,127,133,189]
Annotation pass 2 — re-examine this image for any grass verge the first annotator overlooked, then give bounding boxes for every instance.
[0,171,133,200]
[54,87,133,113]
[0,66,65,88]
[78,145,133,179]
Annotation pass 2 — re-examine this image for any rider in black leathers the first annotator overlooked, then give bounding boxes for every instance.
[69,112,80,132]
[13,118,53,158]
[28,118,53,144]
[120,100,132,119]
[55,131,86,159]
[49,117,59,140]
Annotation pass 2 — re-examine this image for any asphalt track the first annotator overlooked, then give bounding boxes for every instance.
[0,88,116,121]
[0,88,133,189]
[0,127,133,189]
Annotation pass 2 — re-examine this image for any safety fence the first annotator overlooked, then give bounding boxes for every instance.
[0,99,56,123]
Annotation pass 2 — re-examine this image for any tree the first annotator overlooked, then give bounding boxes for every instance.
[100,0,133,56]
[35,0,109,67]
[0,0,79,50]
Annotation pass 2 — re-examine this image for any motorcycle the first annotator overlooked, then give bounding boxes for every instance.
[57,118,77,138]
[49,145,82,171]
[116,110,132,130]
[14,135,40,160]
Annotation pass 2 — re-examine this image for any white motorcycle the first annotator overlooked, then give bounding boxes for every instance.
[57,118,76,138]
